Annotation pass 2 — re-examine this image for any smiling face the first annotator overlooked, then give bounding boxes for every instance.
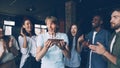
[45,16,58,34]
[92,16,102,29]
[23,19,32,33]
[46,19,57,33]
[71,24,78,36]
[110,11,120,30]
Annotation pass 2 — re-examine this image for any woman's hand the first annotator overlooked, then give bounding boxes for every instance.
[20,27,26,37]
[78,34,84,43]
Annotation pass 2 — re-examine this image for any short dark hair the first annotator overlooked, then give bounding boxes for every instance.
[109,8,120,15]
[22,17,32,25]
[92,14,103,21]
[112,8,120,13]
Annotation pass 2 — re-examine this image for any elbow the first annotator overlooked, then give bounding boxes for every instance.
[35,56,41,61]
[35,53,42,61]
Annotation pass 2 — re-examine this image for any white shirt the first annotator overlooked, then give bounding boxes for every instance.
[18,35,37,68]
[89,31,97,68]
[110,35,116,53]
[0,35,19,63]
[37,32,69,68]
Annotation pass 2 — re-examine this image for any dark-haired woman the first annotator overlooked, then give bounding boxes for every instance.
[18,18,40,68]
[0,24,19,68]
[64,24,84,68]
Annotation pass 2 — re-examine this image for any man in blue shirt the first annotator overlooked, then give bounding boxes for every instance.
[84,14,110,68]
[36,16,70,68]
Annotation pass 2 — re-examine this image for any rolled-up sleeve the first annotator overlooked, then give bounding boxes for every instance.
[62,33,69,46]
[18,36,28,55]
[36,34,44,47]
[11,36,20,50]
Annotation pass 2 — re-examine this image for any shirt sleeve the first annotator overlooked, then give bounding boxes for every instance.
[36,34,44,47]
[18,36,28,55]
[11,36,20,50]
[62,33,69,46]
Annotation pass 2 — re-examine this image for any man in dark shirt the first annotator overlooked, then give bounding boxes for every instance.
[85,14,110,68]
[89,8,120,68]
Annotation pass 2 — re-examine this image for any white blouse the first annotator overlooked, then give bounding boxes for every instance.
[18,35,37,68]
[0,36,19,63]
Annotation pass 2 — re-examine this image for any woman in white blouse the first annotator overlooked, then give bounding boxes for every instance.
[18,18,40,68]
[0,23,19,68]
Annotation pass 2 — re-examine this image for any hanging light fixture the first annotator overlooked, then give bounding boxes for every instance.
[26,0,35,12]
[26,6,35,12]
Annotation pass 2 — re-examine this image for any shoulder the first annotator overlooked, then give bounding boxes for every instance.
[57,32,67,37]
[87,31,93,37]
[100,29,111,35]
[37,32,47,37]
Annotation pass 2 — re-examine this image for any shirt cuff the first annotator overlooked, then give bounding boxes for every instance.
[21,48,28,55]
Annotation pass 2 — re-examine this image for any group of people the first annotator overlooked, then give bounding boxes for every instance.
[0,8,120,68]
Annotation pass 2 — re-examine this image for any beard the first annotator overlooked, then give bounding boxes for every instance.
[111,23,120,30]
[92,23,101,29]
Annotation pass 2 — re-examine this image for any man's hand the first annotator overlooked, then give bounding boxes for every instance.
[89,42,106,55]
[57,40,66,50]
[44,40,54,49]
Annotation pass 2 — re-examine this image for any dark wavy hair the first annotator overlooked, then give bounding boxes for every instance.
[67,23,83,52]
[20,17,36,36]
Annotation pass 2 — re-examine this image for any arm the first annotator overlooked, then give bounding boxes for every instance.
[8,37,19,56]
[89,42,117,65]
[77,42,81,53]
[57,33,70,59]
[18,36,28,55]
[0,43,5,59]
[77,34,84,53]
[36,40,53,61]
[103,51,117,64]
[22,36,27,48]
[61,44,70,59]
[20,28,27,48]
